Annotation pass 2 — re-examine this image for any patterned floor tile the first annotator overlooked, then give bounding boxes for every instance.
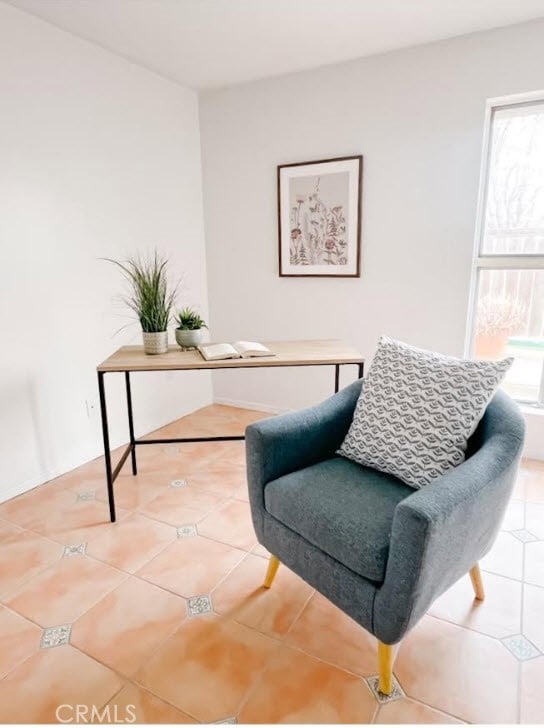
[523,583,544,654]
[137,535,245,598]
[71,577,186,676]
[502,634,541,661]
[6,555,126,627]
[170,478,188,488]
[86,512,176,573]
[177,524,198,539]
[187,595,213,617]
[511,528,539,543]
[212,553,313,639]
[0,644,122,724]
[40,624,71,649]
[374,698,463,724]
[239,645,377,723]
[76,491,96,502]
[366,675,404,704]
[62,542,87,557]
[0,606,41,678]
[136,614,278,722]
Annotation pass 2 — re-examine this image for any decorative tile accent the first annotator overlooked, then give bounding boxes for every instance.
[501,635,541,661]
[40,624,71,649]
[177,524,197,539]
[170,478,188,489]
[187,595,213,617]
[365,675,404,704]
[511,529,539,544]
[76,491,96,502]
[62,543,87,558]
[214,719,237,724]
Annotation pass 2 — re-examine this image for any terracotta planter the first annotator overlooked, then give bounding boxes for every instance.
[142,331,168,355]
[474,332,509,360]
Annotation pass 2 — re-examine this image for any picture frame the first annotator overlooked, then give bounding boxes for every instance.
[277,155,362,277]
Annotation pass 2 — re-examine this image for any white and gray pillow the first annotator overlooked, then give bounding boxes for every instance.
[338,336,512,489]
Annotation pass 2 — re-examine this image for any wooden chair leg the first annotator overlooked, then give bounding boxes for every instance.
[469,564,485,601]
[378,641,394,695]
[263,555,280,588]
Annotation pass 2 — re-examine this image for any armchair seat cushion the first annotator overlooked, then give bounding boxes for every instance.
[264,456,413,583]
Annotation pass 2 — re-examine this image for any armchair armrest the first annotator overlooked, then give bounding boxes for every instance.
[245,378,363,540]
[373,390,525,644]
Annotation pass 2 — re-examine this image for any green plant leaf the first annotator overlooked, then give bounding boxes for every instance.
[103,250,177,333]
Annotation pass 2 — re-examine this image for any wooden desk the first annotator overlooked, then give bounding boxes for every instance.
[97,339,364,522]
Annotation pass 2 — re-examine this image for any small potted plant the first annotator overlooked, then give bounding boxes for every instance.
[474,294,526,359]
[106,252,176,355]
[175,307,207,350]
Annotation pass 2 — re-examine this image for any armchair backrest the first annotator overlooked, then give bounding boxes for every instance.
[466,389,525,461]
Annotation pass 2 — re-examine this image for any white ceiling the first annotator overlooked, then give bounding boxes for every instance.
[6,0,544,90]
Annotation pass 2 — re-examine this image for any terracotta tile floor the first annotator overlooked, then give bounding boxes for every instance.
[0,403,543,723]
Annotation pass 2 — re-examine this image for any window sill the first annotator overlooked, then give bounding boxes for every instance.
[520,404,544,416]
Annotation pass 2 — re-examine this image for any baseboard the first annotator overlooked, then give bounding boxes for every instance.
[1,442,104,503]
[1,393,215,506]
[213,396,291,415]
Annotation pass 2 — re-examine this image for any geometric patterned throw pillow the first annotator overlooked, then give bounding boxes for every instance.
[338,336,513,489]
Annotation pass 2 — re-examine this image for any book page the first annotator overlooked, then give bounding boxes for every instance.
[232,341,273,357]
[198,343,239,361]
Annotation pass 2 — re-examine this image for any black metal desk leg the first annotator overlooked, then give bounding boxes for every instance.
[334,364,340,393]
[358,362,364,379]
[98,371,116,522]
[125,372,137,476]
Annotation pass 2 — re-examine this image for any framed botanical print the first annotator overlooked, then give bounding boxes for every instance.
[278,155,362,277]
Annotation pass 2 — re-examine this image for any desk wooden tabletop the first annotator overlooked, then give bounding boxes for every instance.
[97,339,364,373]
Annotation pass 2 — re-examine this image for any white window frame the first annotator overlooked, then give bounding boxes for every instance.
[465,90,544,408]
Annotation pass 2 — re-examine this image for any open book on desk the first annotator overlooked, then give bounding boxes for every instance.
[197,341,275,361]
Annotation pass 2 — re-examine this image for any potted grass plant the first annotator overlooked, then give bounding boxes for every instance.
[106,252,176,354]
[175,307,208,350]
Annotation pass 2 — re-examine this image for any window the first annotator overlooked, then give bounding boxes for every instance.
[467,93,544,407]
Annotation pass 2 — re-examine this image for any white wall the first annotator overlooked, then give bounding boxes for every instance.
[0,3,212,502]
[200,19,544,457]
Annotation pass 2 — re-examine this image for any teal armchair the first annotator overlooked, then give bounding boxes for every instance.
[245,379,525,694]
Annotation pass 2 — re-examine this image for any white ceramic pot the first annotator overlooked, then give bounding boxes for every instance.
[175,328,203,349]
[142,331,168,355]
